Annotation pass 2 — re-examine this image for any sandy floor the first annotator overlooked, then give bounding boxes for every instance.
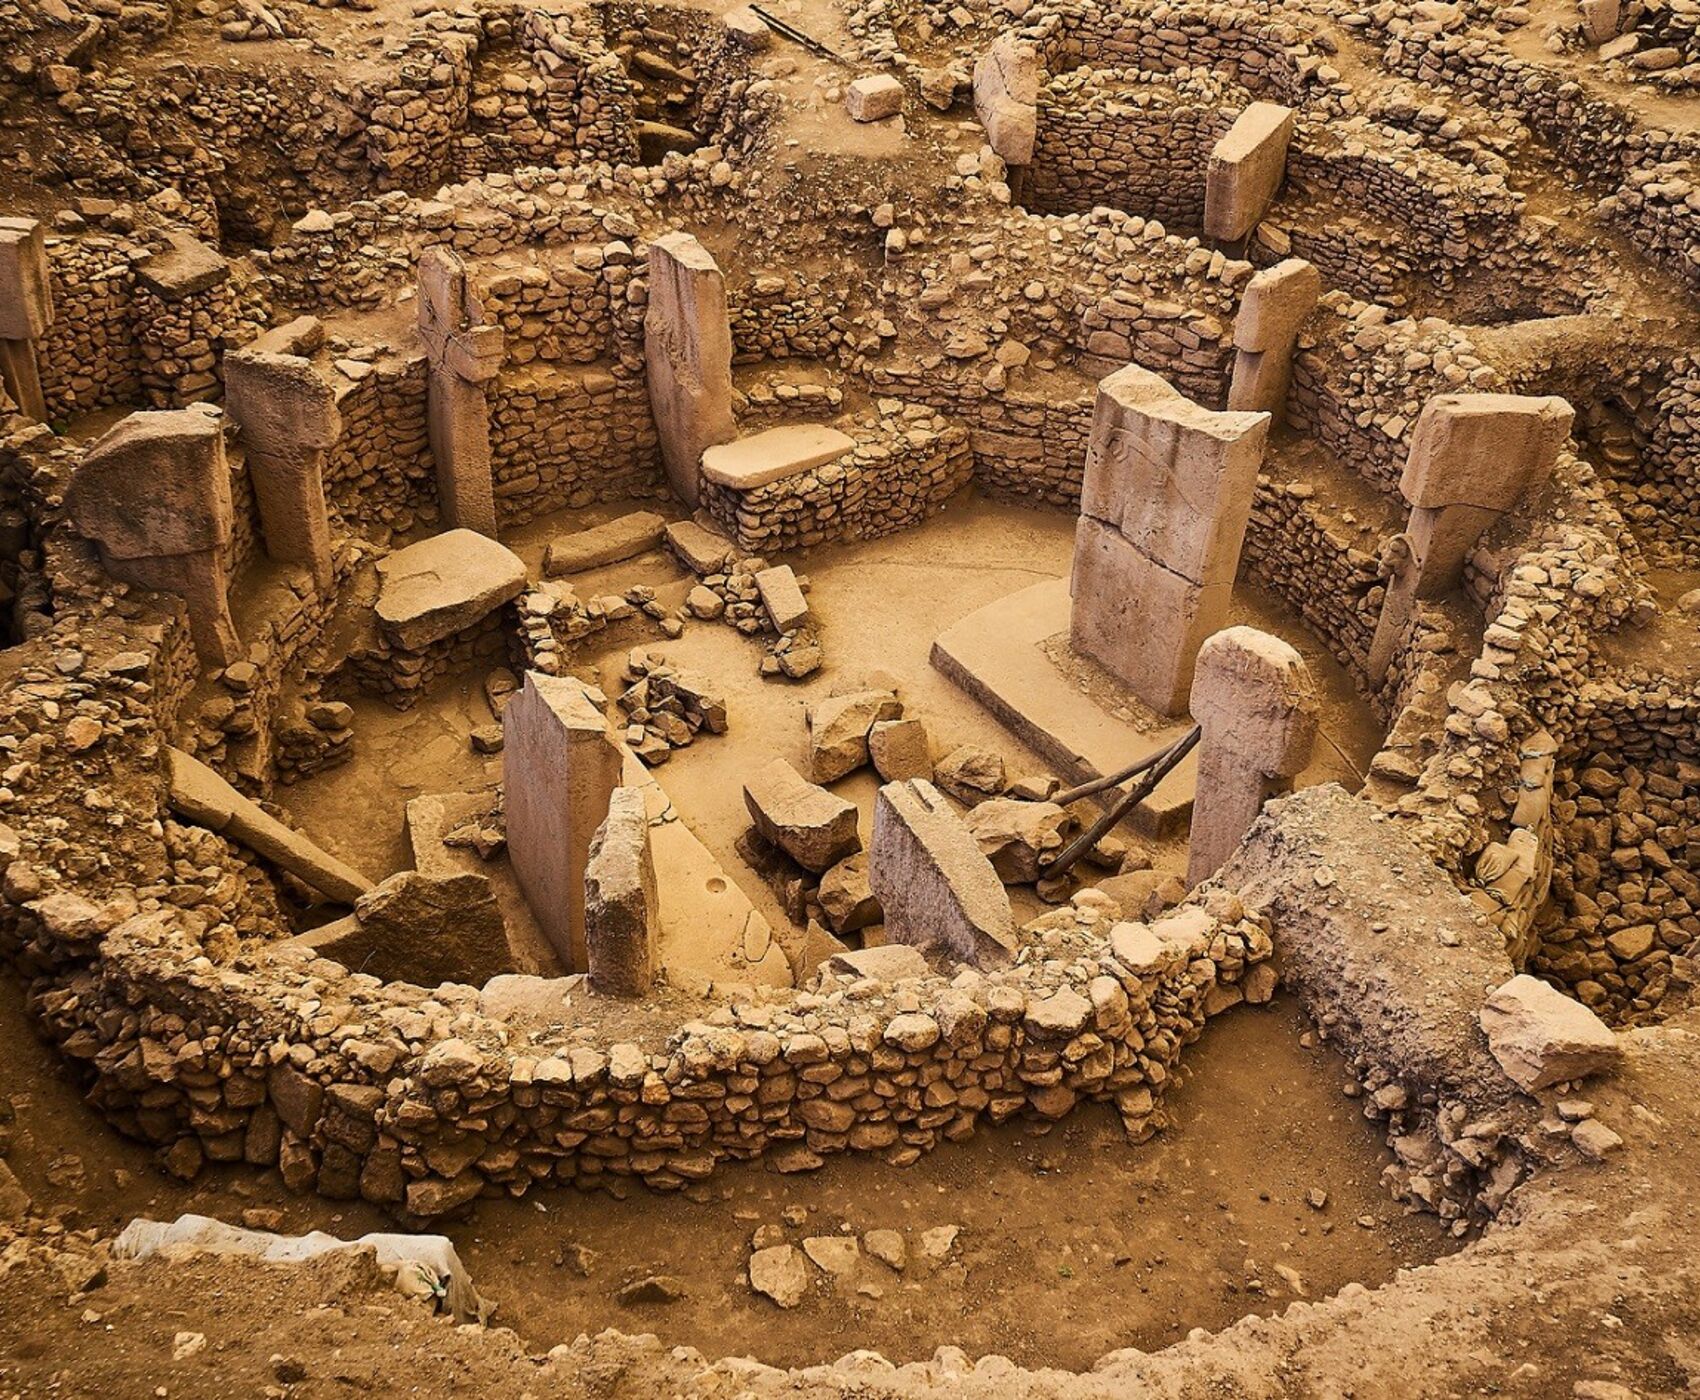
[278,495,1385,945]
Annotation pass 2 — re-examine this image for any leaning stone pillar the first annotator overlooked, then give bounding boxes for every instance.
[224,347,340,593]
[643,232,735,508]
[1070,365,1270,716]
[584,785,658,996]
[1186,626,1318,888]
[503,672,623,972]
[1227,257,1320,423]
[417,246,504,537]
[1367,392,1574,682]
[0,217,53,422]
[972,32,1039,168]
[64,407,240,667]
[1204,102,1296,246]
[870,777,1017,968]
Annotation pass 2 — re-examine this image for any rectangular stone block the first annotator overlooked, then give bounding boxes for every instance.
[585,786,658,997]
[543,511,666,576]
[0,217,52,341]
[1204,102,1296,243]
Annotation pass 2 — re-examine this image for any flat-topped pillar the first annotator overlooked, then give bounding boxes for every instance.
[0,217,53,422]
[1070,365,1270,716]
[503,672,623,972]
[417,246,504,537]
[1186,626,1318,888]
[1368,392,1574,681]
[644,232,735,508]
[65,407,240,667]
[1228,257,1320,423]
[1204,102,1296,245]
[224,347,340,592]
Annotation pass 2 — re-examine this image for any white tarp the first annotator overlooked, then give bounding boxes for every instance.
[113,1213,490,1323]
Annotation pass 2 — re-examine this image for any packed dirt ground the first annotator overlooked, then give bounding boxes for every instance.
[3,0,1700,1387]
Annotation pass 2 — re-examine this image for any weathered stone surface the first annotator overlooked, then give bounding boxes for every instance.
[826,943,929,981]
[964,798,1073,884]
[817,852,881,933]
[297,871,509,988]
[1204,102,1296,242]
[645,233,735,507]
[585,786,658,997]
[701,424,854,490]
[870,778,1016,967]
[665,518,735,574]
[166,748,372,904]
[749,1245,808,1307]
[374,530,526,651]
[846,74,903,122]
[543,511,666,576]
[807,690,902,783]
[744,757,861,872]
[869,717,931,782]
[755,564,810,632]
[1480,975,1622,1093]
[933,744,1005,806]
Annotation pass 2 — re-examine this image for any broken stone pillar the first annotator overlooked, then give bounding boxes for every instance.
[1367,393,1574,681]
[0,217,53,422]
[972,33,1038,167]
[1227,257,1320,423]
[1186,626,1318,888]
[64,408,240,667]
[584,785,658,997]
[503,672,623,972]
[1204,102,1296,244]
[1070,365,1271,716]
[643,232,735,508]
[417,246,504,537]
[870,778,1017,968]
[224,347,340,592]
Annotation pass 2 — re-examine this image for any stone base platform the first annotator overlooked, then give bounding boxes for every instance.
[930,578,1199,838]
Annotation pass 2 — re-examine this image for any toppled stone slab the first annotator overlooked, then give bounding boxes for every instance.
[1480,974,1622,1093]
[375,529,526,650]
[807,689,902,783]
[755,564,810,632]
[543,511,666,576]
[166,747,372,904]
[665,518,735,574]
[290,871,510,988]
[136,230,229,299]
[701,424,855,490]
[744,757,861,872]
[870,778,1016,967]
[827,943,928,981]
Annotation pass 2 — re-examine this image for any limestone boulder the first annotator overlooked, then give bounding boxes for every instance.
[1480,974,1621,1093]
[744,757,861,872]
[933,744,1006,806]
[317,871,511,988]
[807,690,902,783]
[869,717,931,782]
[749,1244,809,1307]
[817,852,882,933]
[963,798,1075,884]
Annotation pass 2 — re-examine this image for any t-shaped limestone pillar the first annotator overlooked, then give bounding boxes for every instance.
[503,672,623,972]
[643,232,735,508]
[1204,103,1296,245]
[1070,365,1270,716]
[1185,626,1318,888]
[417,246,504,537]
[64,407,240,667]
[972,33,1039,167]
[224,347,340,593]
[0,217,54,422]
[1367,392,1574,682]
[1227,257,1320,423]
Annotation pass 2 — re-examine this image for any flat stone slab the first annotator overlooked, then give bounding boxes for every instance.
[931,578,1197,838]
[136,231,230,300]
[543,511,667,576]
[701,424,855,490]
[375,528,527,651]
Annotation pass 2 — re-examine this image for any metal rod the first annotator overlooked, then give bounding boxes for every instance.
[1038,725,1201,881]
[749,4,849,63]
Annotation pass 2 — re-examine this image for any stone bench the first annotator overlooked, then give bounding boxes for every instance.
[700,423,856,490]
